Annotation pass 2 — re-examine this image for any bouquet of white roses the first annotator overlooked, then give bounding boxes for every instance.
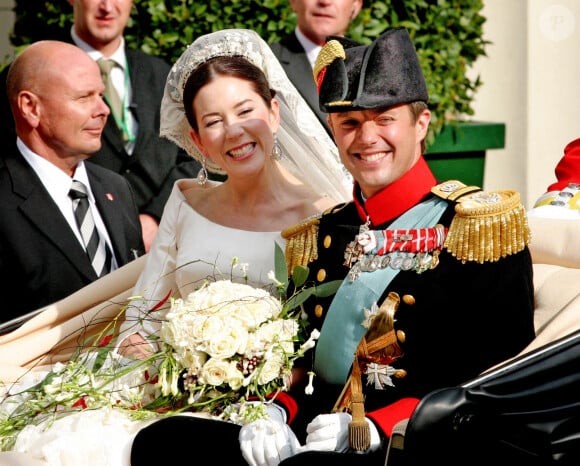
[0,252,340,451]
[149,279,320,422]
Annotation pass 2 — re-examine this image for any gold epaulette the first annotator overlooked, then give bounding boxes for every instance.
[432,181,531,263]
[281,215,321,273]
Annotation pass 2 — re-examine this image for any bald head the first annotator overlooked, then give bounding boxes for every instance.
[7,40,98,110]
[6,40,110,174]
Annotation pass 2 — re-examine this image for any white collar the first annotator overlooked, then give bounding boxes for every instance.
[17,138,92,202]
[70,26,127,69]
[294,27,321,70]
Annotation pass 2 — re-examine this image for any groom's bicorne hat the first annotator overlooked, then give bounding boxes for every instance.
[314,27,428,113]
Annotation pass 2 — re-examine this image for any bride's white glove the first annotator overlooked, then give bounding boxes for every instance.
[239,404,302,466]
[304,413,382,453]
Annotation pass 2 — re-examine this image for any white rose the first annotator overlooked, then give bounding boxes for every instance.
[225,362,244,391]
[255,320,298,355]
[190,313,228,341]
[204,324,248,359]
[175,348,207,374]
[257,353,284,385]
[199,358,231,386]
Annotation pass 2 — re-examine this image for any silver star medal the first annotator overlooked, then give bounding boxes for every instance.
[361,301,379,329]
[366,362,397,389]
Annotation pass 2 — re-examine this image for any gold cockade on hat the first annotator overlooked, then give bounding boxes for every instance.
[432,180,531,263]
[313,39,346,84]
[313,39,353,107]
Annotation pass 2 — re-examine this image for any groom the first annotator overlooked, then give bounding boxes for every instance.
[130,27,535,466]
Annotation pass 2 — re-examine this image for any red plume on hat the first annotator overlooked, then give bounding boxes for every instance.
[314,27,429,113]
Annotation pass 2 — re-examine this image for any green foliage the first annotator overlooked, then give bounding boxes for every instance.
[7,0,488,139]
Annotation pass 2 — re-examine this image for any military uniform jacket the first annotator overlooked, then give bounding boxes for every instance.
[282,158,535,441]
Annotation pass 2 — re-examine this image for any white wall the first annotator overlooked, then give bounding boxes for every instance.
[472,0,580,208]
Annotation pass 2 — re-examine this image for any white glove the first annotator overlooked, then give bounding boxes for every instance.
[305,412,382,453]
[239,404,302,466]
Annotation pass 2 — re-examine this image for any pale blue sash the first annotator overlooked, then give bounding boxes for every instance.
[314,197,448,384]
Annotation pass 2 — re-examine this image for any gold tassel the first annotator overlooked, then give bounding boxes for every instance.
[332,293,403,451]
[282,216,320,273]
[349,390,371,451]
[444,190,531,263]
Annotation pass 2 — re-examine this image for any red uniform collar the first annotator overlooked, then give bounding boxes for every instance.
[354,157,437,226]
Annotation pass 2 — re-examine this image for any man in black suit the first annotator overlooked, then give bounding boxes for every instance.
[1,0,201,252]
[270,0,362,135]
[0,40,144,324]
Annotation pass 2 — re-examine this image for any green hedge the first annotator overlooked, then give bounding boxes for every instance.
[6,0,488,141]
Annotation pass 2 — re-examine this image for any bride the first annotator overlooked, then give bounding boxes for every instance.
[0,29,352,466]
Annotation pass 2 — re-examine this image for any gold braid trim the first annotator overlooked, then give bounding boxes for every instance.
[332,292,403,451]
[326,100,354,107]
[444,190,531,263]
[313,39,346,84]
[281,216,320,274]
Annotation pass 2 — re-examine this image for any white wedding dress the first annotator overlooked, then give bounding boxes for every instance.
[117,179,286,346]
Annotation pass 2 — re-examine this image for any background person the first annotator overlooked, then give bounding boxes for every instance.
[0,0,202,252]
[0,40,144,325]
[270,0,363,135]
[528,137,580,219]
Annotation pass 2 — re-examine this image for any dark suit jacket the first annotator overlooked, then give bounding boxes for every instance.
[0,150,145,322]
[270,32,332,136]
[0,44,201,221]
[89,47,201,220]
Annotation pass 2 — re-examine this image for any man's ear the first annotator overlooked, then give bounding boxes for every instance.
[19,91,41,128]
[416,108,431,142]
[351,0,364,20]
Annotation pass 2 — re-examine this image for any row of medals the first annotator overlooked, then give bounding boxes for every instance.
[346,248,440,282]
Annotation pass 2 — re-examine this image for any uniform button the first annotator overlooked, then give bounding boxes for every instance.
[323,235,332,248]
[397,330,406,343]
[316,269,327,282]
[315,304,323,318]
[402,294,415,305]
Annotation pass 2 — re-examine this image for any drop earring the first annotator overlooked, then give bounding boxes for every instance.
[196,156,208,185]
[271,134,283,161]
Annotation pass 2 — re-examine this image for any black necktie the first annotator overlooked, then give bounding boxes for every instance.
[69,180,112,277]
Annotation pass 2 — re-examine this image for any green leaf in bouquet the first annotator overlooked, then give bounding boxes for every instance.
[284,279,342,310]
[274,242,288,288]
[290,264,309,288]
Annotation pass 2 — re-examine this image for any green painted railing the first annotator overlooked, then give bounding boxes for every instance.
[425,121,506,187]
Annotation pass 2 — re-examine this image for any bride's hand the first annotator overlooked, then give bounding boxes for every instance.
[116,333,153,360]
